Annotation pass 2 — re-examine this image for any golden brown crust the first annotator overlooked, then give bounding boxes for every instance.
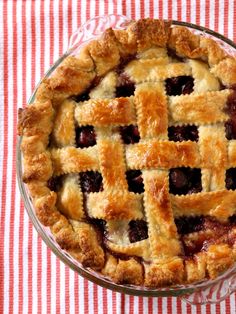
[18,18,236,288]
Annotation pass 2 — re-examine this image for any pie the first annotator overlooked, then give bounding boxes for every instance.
[18,19,236,288]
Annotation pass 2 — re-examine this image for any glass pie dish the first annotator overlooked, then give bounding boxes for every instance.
[17,14,236,304]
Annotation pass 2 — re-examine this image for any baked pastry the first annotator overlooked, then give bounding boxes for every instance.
[18,19,236,288]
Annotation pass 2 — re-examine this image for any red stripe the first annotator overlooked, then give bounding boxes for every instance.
[46,249,51,314]
[214,0,219,32]
[58,0,63,56]
[84,280,89,314]
[167,297,172,313]
[131,0,135,19]
[138,297,143,314]
[196,0,200,25]
[74,274,79,314]
[168,0,172,20]
[56,259,61,313]
[112,291,117,314]
[186,0,191,22]
[205,0,210,28]
[224,0,229,37]
[176,298,182,313]
[49,0,54,65]
[93,284,98,314]
[121,293,125,314]
[102,287,108,314]
[65,267,70,314]
[177,0,181,21]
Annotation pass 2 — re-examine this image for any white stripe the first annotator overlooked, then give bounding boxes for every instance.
[153,0,159,18]
[182,0,187,21]
[144,0,150,18]
[230,292,236,314]
[135,1,141,19]
[228,0,234,40]
[209,0,215,31]
[125,0,131,19]
[88,280,93,314]
[63,0,69,53]
[32,228,38,313]
[60,262,66,314]
[172,0,177,20]
[108,0,114,15]
[191,0,197,24]
[219,0,225,34]
[43,0,50,70]
[79,276,84,314]
[69,270,75,314]
[200,0,206,26]
[53,0,59,61]
[50,254,57,314]
[41,243,48,314]
[80,0,87,24]
[163,0,168,19]
[116,0,123,15]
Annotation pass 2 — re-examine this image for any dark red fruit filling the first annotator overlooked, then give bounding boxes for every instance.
[168,125,198,142]
[80,171,103,193]
[129,220,148,243]
[126,170,144,193]
[47,176,62,191]
[89,218,107,243]
[176,216,236,257]
[76,126,96,148]
[120,125,140,144]
[169,168,202,195]
[226,168,236,190]
[116,73,135,98]
[167,48,185,62]
[165,76,194,96]
[175,216,204,235]
[116,55,136,75]
[225,89,236,139]
[72,91,90,102]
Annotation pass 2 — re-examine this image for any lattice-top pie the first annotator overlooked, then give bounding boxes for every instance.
[18,19,236,287]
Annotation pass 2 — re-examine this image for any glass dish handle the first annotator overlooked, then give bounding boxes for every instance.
[181,272,236,305]
[67,14,131,54]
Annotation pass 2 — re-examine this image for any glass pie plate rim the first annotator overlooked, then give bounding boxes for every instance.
[16,14,236,303]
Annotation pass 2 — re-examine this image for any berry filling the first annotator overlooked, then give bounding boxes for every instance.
[176,216,236,257]
[168,125,198,142]
[76,126,96,148]
[165,76,194,96]
[167,48,185,62]
[47,176,62,191]
[226,168,236,190]
[126,170,144,193]
[169,168,202,195]
[129,220,148,243]
[72,91,90,102]
[120,125,140,144]
[225,89,236,139]
[116,73,135,98]
[80,171,103,193]
[89,218,107,244]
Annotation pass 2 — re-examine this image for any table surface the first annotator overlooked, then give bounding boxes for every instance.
[1,1,236,313]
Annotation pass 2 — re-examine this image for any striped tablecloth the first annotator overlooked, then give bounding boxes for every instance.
[1,1,236,313]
